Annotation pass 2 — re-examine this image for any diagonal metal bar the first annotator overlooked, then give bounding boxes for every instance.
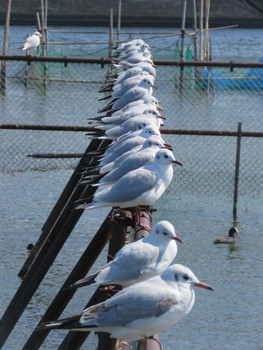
[18,138,109,278]
[22,209,113,350]
[0,138,110,348]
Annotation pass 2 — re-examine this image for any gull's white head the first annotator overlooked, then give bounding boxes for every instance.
[161,264,214,291]
[151,220,183,244]
[154,148,182,166]
[141,135,168,150]
[139,125,161,139]
[34,31,41,37]
[139,77,156,90]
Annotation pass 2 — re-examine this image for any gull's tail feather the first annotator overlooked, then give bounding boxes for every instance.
[64,273,99,291]
[37,314,84,331]
[74,196,94,210]
[98,94,113,101]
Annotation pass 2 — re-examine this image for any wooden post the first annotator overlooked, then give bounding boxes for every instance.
[233,122,242,221]
[0,0,12,95]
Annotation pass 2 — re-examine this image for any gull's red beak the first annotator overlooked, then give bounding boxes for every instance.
[173,236,183,243]
[194,282,214,291]
[172,160,183,166]
[163,143,173,151]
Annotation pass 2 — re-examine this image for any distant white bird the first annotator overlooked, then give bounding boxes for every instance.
[76,148,179,210]
[40,264,213,341]
[22,31,41,55]
[67,221,182,289]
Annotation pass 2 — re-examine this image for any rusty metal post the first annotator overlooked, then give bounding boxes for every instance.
[57,209,132,350]
[132,206,162,350]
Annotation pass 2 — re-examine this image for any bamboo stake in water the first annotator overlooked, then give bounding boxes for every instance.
[117,0,122,43]
[233,122,242,221]
[199,0,204,60]
[204,0,211,61]
[0,0,12,95]
[179,0,187,93]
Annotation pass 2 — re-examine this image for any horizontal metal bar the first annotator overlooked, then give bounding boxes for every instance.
[1,55,263,68]
[1,123,263,137]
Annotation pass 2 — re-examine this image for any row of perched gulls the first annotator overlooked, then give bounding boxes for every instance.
[39,39,213,343]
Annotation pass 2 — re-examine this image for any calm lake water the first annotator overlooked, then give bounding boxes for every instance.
[0,26,263,349]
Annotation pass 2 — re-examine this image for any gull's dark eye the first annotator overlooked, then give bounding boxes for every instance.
[163,231,168,236]
[183,275,189,281]
[164,154,168,158]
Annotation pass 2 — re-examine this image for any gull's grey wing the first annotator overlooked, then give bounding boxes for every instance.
[98,167,157,203]
[101,152,153,184]
[80,281,178,327]
[99,241,158,283]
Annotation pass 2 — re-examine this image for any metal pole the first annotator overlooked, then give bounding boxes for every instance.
[204,0,211,61]
[109,8,114,57]
[179,0,187,93]
[199,0,204,60]
[233,122,242,221]
[97,210,131,350]
[0,0,12,95]
[133,207,162,350]
[0,176,105,348]
[117,0,122,44]
[107,8,114,79]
